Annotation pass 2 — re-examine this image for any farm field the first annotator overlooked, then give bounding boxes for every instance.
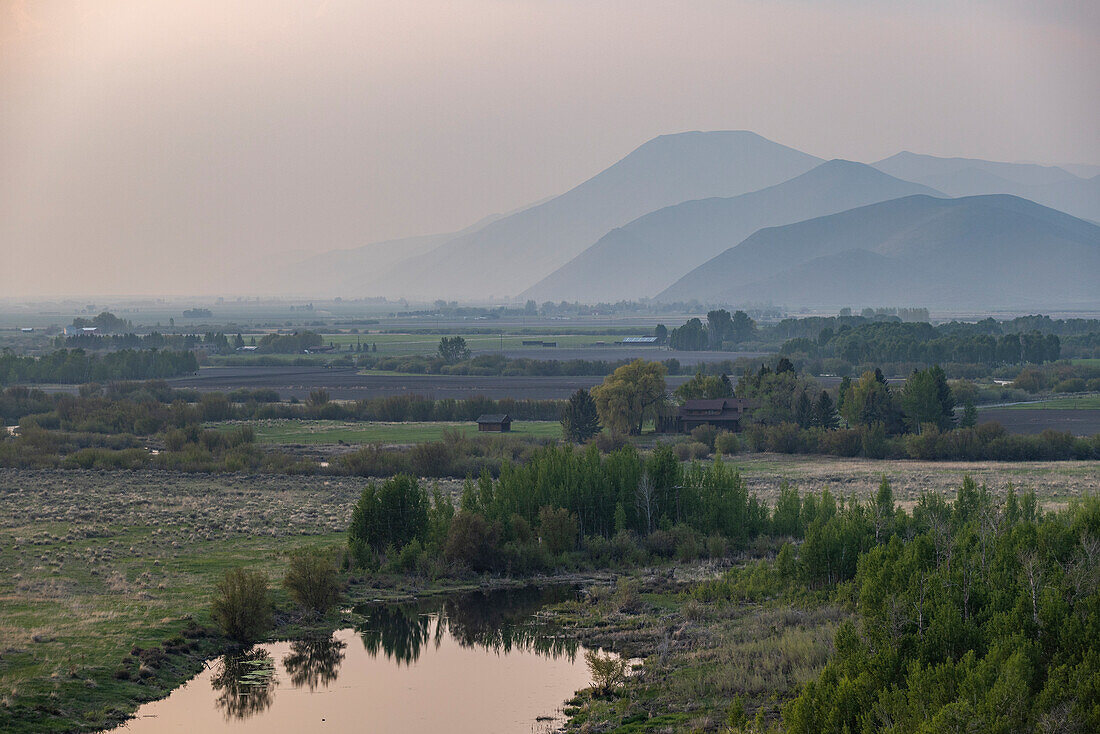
[978,407,1100,435]
[218,419,562,444]
[995,394,1100,409]
[149,366,693,400]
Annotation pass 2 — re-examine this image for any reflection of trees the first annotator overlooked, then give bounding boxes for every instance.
[282,635,346,690]
[211,647,277,720]
[358,604,432,665]
[357,585,579,664]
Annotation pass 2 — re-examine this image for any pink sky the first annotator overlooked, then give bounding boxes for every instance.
[1,0,1097,296]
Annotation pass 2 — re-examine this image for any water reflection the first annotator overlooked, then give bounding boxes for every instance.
[210,648,278,720]
[356,584,579,664]
[110,584,592,734]
[282,635,347,690]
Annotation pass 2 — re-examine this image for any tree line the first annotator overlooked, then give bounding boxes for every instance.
[0,349,198,387]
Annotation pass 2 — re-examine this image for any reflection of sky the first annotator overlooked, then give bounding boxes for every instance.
[2,1,1097,297]
[111,626,592,734]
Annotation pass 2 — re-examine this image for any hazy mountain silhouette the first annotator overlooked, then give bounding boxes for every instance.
[521,160,940,302]
[376,131,823,299]
[657,194,1100,309]
[873,152,1100,222]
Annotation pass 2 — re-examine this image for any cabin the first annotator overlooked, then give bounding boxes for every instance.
[658,398,752,433]
[476,414,512,432]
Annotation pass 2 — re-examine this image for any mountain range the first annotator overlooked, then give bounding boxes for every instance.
[266,130,1100,309]
[521,160,941,303]
[656,195,1100,309]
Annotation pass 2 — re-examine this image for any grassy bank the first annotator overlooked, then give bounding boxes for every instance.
[545,571,846,731]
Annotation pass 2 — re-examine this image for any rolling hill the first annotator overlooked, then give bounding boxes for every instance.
[375,131,823,300]
[656,194,1100,309]
[521,160,941,302]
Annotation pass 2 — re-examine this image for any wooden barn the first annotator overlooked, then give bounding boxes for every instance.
[476,414,512,432]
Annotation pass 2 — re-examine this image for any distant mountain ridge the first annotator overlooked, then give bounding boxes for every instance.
[657,194,1100,309]
[521,160,941,302]
[873,152,1100,222]
[375,131,823,299]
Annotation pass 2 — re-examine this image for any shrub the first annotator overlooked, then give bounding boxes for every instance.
[538,506,578,555]
[443,511,498,572]
[611,577,642,613]
[714,431,740,456]
[690,424,719,451]
[585,649,629,696]
[409,441,451,477]
[593,431,627,453]
[283,548,342,616]
[1053,378,1086,393]
[211,568,273,643]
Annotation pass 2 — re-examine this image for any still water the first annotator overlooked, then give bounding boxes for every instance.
[111,586,591,734]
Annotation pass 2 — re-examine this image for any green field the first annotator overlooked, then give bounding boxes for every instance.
[221,419,562,444]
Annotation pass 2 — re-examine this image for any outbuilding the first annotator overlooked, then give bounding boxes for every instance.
[476,414,512,432]
[657,398,752,433]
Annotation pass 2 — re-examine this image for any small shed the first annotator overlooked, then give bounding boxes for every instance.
[476,414,512,432]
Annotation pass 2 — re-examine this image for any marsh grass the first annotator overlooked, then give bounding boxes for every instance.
[0,469,356,732]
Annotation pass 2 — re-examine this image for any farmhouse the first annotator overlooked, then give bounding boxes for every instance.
[659,398,752,433]
[476,414,512,432]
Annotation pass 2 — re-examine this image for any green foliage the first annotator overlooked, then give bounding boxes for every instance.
[736,363,816,425]
[0,349,198,387]
[675,371,734,402]
[714,430,740,456]
[669,317,707,350]
[591,359,668,435]
[437,336,470,363]
[585,649,629,695]
[443,511,498,572]
[538,505,578,555]
[211,568,273,643]
[561,388,601,442]
[347,475,429,564]
[282,547,342,615]
[782,491,1100,734]
[841,370,903,432]
[900,364,955,432]
[256,330,322,353]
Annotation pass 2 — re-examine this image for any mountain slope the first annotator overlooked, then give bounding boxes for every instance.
[657,194,1100,309]
[873,152,1100,222]
[377,131,823,300]
[521,160,941,302]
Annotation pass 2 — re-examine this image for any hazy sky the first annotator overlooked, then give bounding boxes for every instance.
[2,0,1097,297]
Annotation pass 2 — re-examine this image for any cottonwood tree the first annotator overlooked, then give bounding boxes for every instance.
[437,336,470,363]
[591,359,668,435]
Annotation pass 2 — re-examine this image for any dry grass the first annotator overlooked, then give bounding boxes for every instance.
[728,454,1100,511]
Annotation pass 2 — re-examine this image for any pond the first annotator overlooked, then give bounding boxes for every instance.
[109,585,594,733]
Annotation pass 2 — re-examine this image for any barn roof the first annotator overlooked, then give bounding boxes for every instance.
[476,414,512,423]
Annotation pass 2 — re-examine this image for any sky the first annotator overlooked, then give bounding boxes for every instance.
[1,0,1097,297]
